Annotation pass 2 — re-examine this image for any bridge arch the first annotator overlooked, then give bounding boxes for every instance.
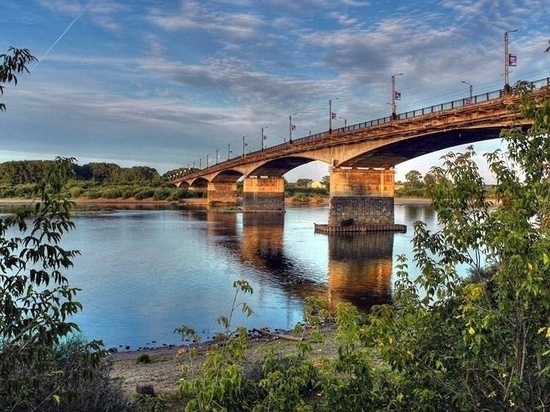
[174,180,189,189]
[248,156,321,177]
[211,169,244,183]
[190,177,209,190]
[335,128,504,169]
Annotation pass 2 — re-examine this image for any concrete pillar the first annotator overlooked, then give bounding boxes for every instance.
[329,168,395,226]
[207,182,238,204]
[242,177,285,212]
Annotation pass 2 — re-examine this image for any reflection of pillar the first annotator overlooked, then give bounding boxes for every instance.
[329,168,395,226]
[207,182,238,204]
[327,233,394,310]
[242,177,285,212]
[241,213,285,269]
[206,211,237,237]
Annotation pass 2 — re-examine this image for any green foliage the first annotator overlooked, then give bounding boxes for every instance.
[136,353,152,364]
[176,285,385,411]
[365,85,550,411]
[0,47,37,111]
[296,178,313,187]
[395,169,431,197]
[178,280,257,411]
[285,185,328,198]
[0,157,132,411]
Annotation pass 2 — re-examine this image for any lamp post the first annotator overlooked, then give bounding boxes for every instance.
[391,73,403,120]
[329,98,338,133]
[242,135,248,157]
[227,143,231,160]
[461,80,473,104]
[206,154,210,168]
[261,127,268,151]
[289,113,297,143]
[504,29,518,93]
[339,116,347,128]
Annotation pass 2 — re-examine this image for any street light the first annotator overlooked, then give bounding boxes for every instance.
[206,154,210,168]
[461,80,473,104]
[391,73,403,120]
[504,29,518,93]
[242,135,248,157]
[227,143,231,160]
[289,113,297,143]
[329,98,338,133]
[339,116,347,128]
[261,127,268,151]
[304,128,312,136]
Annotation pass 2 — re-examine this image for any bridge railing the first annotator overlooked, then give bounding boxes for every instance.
[281,76,550,148]
[172,76,550,180]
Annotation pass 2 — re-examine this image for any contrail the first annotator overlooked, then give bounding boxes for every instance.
[35,0,96,68]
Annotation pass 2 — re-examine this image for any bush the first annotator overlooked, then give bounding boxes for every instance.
[101,187,123,199]
[134,189,155,200]
[153,188,171,200]
[51,337,136,412]
[0,158,135,411]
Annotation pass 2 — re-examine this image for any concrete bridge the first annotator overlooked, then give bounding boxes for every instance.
[170,78,550,229]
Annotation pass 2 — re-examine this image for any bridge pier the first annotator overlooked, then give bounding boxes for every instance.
[207,182,238,204]
[326,168,400,229]
[242,177,285,212]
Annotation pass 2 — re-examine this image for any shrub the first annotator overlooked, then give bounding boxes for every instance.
[134,189,155,200]
[136,354,152,364]
[0,157,134,411]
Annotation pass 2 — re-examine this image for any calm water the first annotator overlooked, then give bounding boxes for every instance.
[3,202,439,350]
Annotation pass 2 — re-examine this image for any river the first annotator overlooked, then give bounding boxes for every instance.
[2,200,439,350]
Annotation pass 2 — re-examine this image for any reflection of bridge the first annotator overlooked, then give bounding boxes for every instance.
[204,210,394,311]
[171,78,550,227]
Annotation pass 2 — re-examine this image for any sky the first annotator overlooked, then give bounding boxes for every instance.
[1,0,549,182]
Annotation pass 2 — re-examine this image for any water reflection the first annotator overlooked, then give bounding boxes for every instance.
[398,202,437,227]
[241,213,285,272]
[327,233,394,309]
[203,210,395,313]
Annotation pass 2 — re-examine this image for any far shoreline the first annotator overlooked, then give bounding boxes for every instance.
[0,196,433,207]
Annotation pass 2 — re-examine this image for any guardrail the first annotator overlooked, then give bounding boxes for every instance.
[171,76,550,181]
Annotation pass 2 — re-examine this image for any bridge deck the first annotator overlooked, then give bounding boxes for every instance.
[171,77,550,184]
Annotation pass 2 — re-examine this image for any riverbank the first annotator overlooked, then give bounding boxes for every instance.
[110,325,338,397]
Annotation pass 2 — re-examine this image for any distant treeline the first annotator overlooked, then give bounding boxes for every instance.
[0,160,170,185]
[0,160,199,201]
[396,169,497,198]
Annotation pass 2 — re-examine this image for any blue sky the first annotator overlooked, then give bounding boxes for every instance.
[1,0,549,181]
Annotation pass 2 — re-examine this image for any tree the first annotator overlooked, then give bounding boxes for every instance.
[321,175,330,191]
[404,170,423,188]
[296,178,313,187]
[0,158,133,411]
[366,83,550,410]
[0,47,36,111]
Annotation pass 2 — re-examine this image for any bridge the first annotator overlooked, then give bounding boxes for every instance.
[170,77,550,230]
